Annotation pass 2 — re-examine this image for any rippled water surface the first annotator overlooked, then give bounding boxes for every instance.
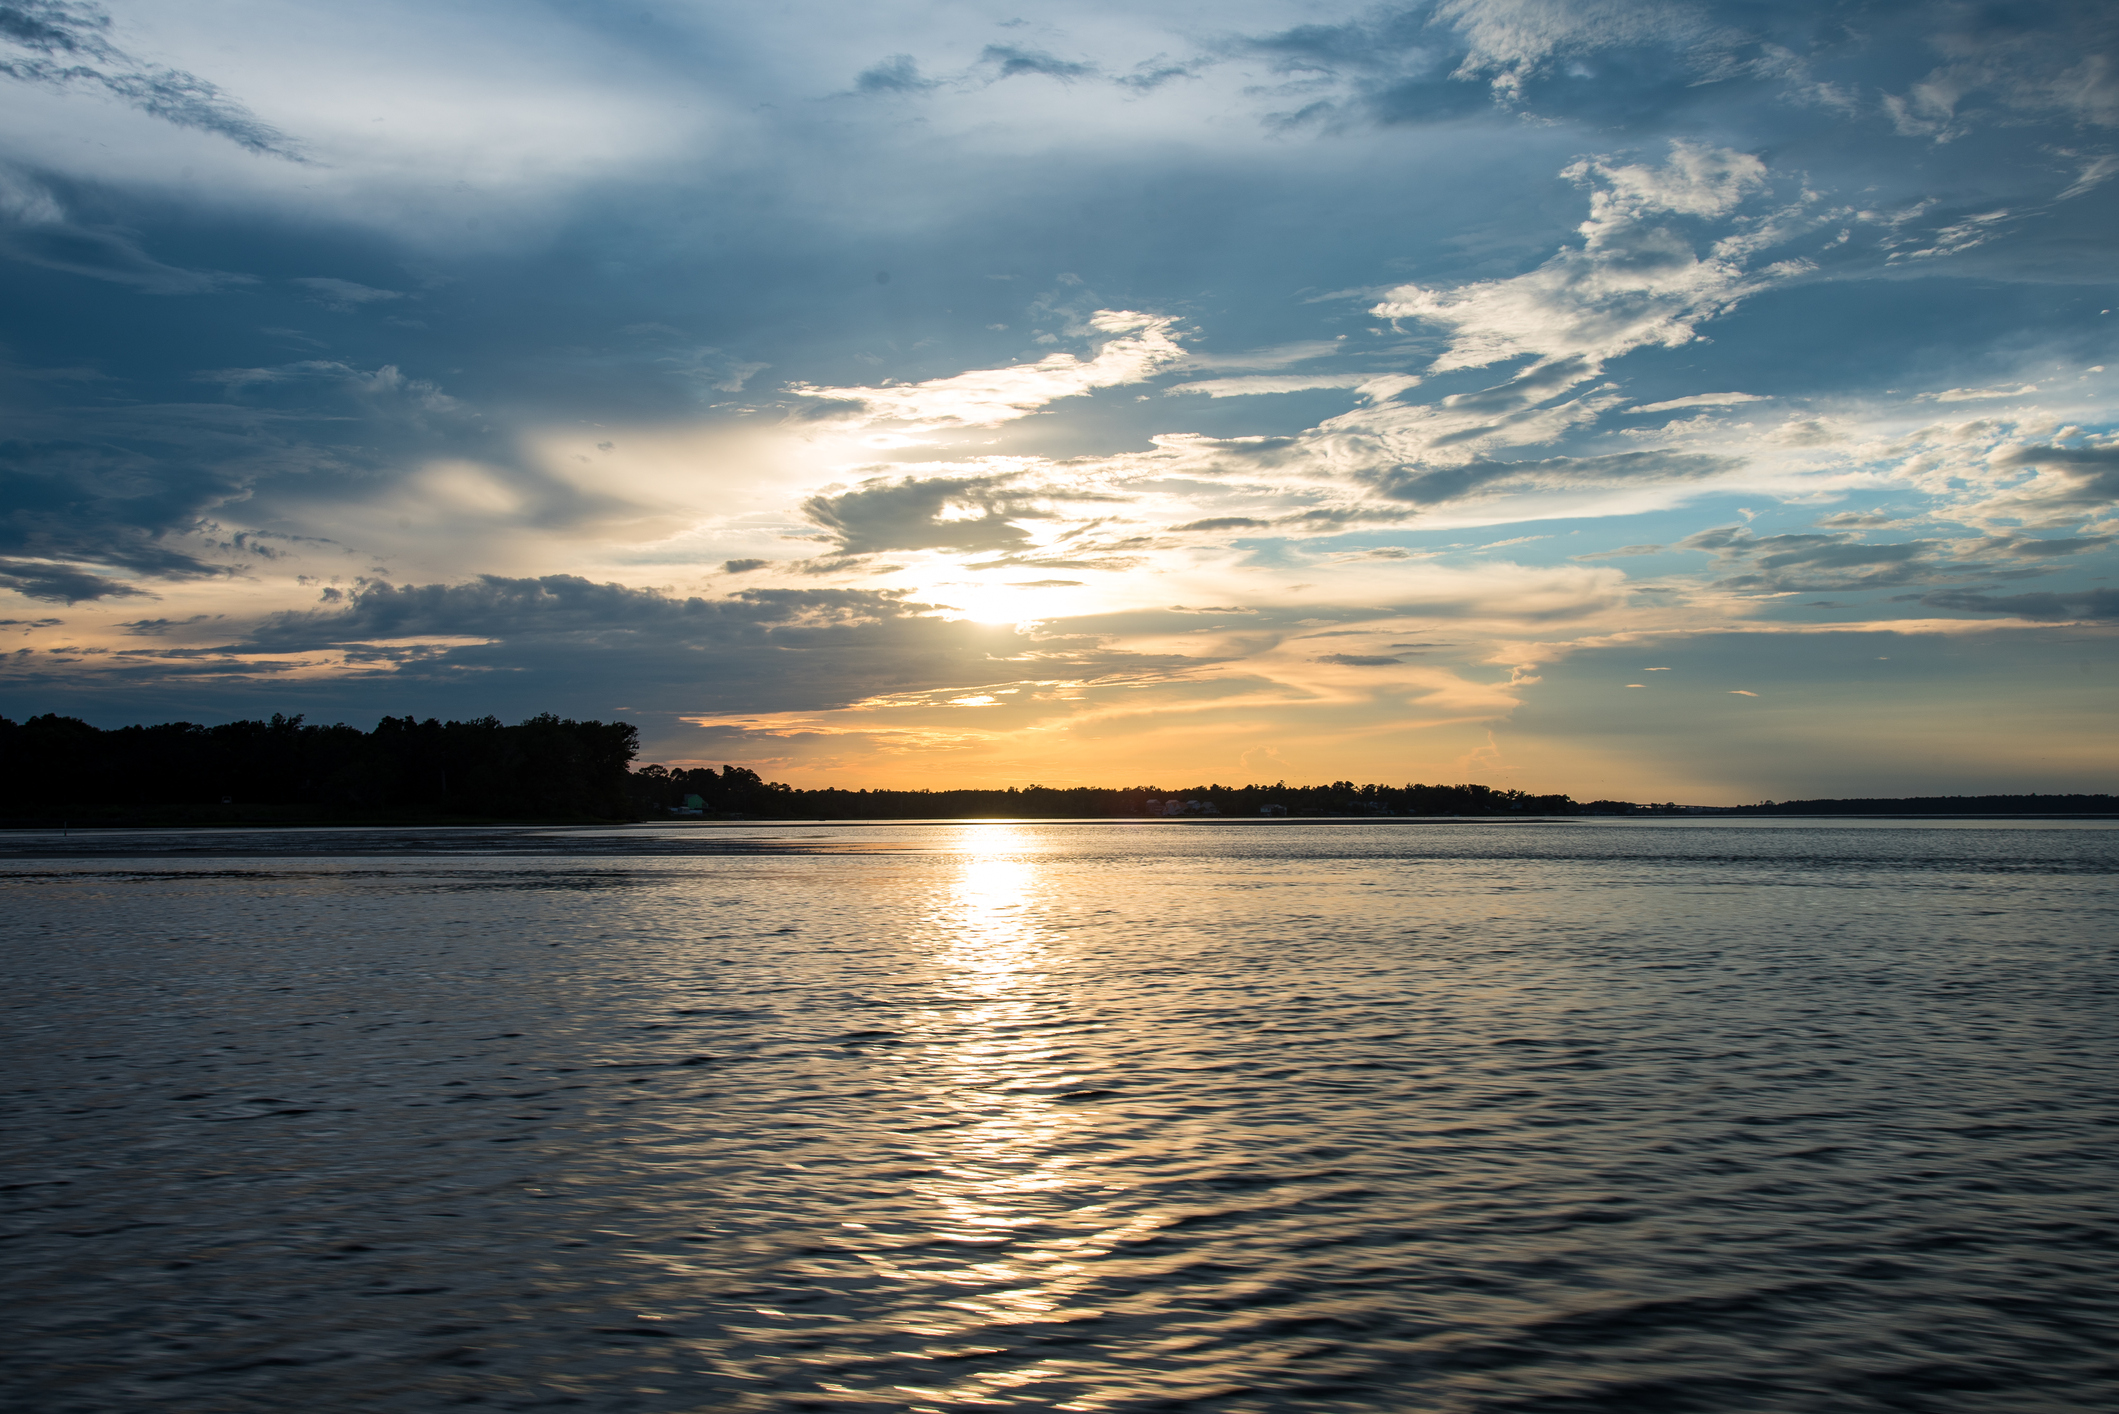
[5,819,2117,1413]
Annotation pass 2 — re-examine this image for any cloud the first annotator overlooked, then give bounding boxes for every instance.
[1315,652,1404,666]
[0,0,303,158]
[0,557,150,603]
[615,325,770,398]
[1434,0,1738,99]
[194,360,460,413]
[0,436,246,598]
[1166,373,1374,398]
[1115,57,1197,92]
[192,574,1193,718]
[114,615,209,635]
[784,311,1187,428]
[1233,0,1768,128]
[801,472,1045,555]
[1372,142,1802,377]
[979,45,1094,82]
[2059,153,2119,200]
[1177,340,1348,372]
[0,165,250,293]
[854,54,937,94]
[1967,533,2116,559]
[1884,4,2119,140]
[293,277,407,311]
[1920,587,2119,620]
[1629,392,1767,413]
[1918,384,2040,402]
[1678,524,1966,593]
[1174,516,1269,532]
[1360,449,1736,506]
[1981,442,2119,525]
[4,0,2116,789]
[1235,0,2113,145]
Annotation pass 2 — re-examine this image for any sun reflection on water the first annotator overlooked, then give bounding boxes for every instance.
[888,826,1156,1402]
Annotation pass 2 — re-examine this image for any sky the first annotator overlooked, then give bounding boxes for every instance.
[2,0,2115,801]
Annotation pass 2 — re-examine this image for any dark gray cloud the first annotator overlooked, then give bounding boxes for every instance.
[1439,357,1601,416]
[962,554,1141,572]
[1315,652,1403,665]
[1573,543,1663,560]
[802,474,1044,555]
[1363,449,1735,505]
[1234,0,2118,137]
[1990,442,2119,520]
[238,576,916,654]
[1882,1,2119,138]
[979,46,1094,82]
[0,1,303,158]
[854,54,937,94]
[1279,506,1423,527]
[1238,1,1755,128]
[1682,521,2118,597]
[1176,516,1269,531]
[1661,527,2076,602]
[1678,524,1988,593]
[114,614,210,635]
[1813,511,1900,528]
[13,575,1200,730]
[0,437,244,598]
[0,349,599,602]
[1173,505,1427,537]
[0,166,251,293]
[1969,533,2117,558]
[1920,587,2119,620]
[1115,57,1197,92]
[852,43,1190,98]
[0,557,148,603]
[292,277,407,311]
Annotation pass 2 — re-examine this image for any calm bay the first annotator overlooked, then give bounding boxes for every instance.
[4,819,2116,1412]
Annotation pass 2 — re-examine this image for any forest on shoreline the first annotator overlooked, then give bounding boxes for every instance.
[2,712,2114,824]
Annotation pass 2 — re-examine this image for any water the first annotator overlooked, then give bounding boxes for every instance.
[4,819,2116,1413]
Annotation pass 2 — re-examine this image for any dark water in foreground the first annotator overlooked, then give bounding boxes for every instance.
[4,819,2116,1413]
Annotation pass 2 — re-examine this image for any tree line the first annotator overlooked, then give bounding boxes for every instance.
[4,711,2111,823]
[1,712,638,820]
[628,765,1581,818]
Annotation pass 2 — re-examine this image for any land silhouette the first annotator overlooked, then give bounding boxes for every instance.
[2,712,2112,825]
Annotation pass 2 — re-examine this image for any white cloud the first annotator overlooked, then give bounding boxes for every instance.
[1176,340,1347,371]
[1370,143,1803,377]
[785,310,1187,428]
[1887,208,2012,262]
[1165,373,1375,398]
[1630,392,1768,413]
[2059,153,2119,200]
[1434,0,1728,97]
[1918,384,2040,402]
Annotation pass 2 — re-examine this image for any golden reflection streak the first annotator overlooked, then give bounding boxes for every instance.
[895,825,1159,1407]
